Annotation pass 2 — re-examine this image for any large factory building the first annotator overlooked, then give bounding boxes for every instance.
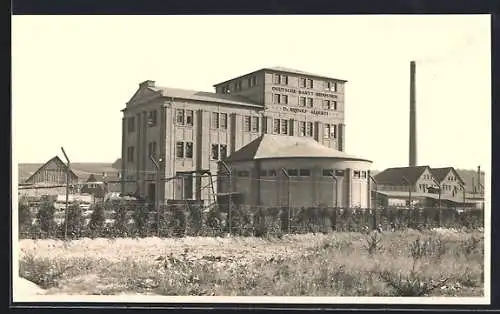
[121,66,353,205]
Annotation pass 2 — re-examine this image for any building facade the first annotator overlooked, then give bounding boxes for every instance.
[217,134,372,208]
[374,166,467,208]
[121,67,348,204]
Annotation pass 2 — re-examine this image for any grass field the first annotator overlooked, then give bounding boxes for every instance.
[18,228,484,297]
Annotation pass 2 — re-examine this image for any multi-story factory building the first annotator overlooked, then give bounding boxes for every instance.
[121,67,347,204]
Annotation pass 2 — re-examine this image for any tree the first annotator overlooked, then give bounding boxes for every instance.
[66,201,84,238]
[36,200,56,235]
[88,203,106,235]
[18,201,32,235]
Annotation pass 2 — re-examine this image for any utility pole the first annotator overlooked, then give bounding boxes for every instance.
[220,161,232,236]
[61,147,70,239]
[281,168,291,234]
[150,155,163,237]
[402,176,412,209]
[369,175,378,209]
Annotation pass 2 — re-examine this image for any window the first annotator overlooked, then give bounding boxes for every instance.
[353,171,361,178]
[220,144,227,159]
[299,96,306,107]
[127,117,136,133]
[237,171,250,177]
[322,169,334,177]
[211,144,219,160]
[251,117,259,132]
[247,77,252,88]
[273,94,288,104]
[299,121,306,136]
[273,119,281,134]
[332,124,337,139]
[306,122,313,137]
[281,119,288,134]
[273,74,280,84]
[274,74,288,85]
[148,141,157,157]
[307,98,313,107]
[211,112,219,129]
[280,75,288,85]
[323,100,331,110]
[148,110,157,127]
[259,170,267,177]
[176,109,185,125]
[287,169,298,177]
[176,142,184,158]
[332,101,337,110]
[185,110,193,126]
[299,169,311,177]
[335,169,345,177]
[361,171,367,178]
[307,79,313,88]
[244,116,251,132]
[220,113,227,129]
[252,76,257,86]
[237,80,242,91]
[324,124,331,138]
[269,169,277,176]
[282,95,288,104]
[300,77,306,88]
[127,146,135,162]
[185,142,193,158]
[326,81,337,92]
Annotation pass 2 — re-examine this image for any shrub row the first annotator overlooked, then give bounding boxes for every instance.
[18,199,484,239]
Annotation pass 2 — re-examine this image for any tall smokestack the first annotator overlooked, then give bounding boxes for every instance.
[409,61,417,167]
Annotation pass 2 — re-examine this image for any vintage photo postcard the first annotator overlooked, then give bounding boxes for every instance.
[11,14,491,306]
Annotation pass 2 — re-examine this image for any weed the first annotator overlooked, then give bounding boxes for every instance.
[363,232,384,255]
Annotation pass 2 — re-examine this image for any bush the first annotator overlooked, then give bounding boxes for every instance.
[66,202,84,238]
[18,201,32,234]
[89,203,106,236]
[36,200,56,235]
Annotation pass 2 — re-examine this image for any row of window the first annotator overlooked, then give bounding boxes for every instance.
[127,141,228,162]
[220,75,258,94]
[273,74,338,92]
[127,110,159,133]
[272,94,338,110]
[235,168,363,178]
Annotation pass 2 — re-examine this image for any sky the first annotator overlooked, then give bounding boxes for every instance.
[11,15,491,172]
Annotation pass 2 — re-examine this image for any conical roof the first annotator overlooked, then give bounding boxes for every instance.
[224,134,371,162]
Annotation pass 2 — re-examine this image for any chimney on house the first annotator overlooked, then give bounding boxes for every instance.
[409,61,417,167]
[139,80,156,88]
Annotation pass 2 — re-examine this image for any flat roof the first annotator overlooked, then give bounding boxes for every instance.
[213,66,348,87]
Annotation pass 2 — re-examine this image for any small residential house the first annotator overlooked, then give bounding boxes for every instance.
[374,165,467,209]
[373,166,437,208]
[429,167,466,202]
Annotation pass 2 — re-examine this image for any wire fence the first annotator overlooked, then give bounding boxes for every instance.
[18,197,484,240]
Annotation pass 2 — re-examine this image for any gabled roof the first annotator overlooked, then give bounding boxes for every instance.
[213,66,347,87]
[224,134,371,162]
[374,166,431,185]
[150,86,262,108]
[430,167,465,185]
[24,156,78,183]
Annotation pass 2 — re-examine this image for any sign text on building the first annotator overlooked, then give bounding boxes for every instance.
[271,86,338,99]
[282,106,330,116]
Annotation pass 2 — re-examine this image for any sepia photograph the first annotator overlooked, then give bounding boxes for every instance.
[11,14,491,304]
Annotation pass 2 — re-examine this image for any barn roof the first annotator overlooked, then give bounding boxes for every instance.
[374,166,431,185]
[24,156,78,184]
